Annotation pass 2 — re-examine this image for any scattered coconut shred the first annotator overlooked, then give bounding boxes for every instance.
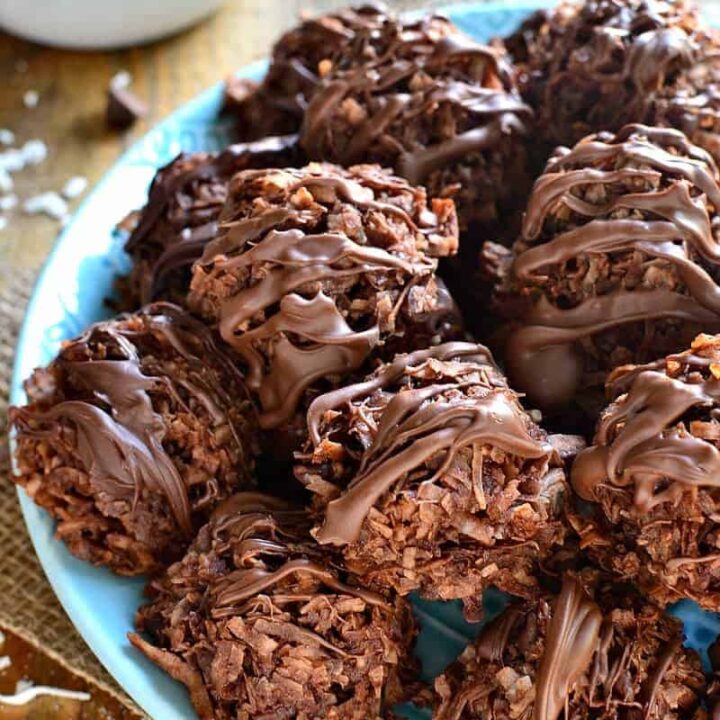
[0,76,91,231]
[0,131,87,227]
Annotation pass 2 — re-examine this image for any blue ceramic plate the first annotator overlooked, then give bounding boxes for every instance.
[10,3,720,718]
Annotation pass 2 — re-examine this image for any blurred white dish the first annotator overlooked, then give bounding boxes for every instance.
[0,0,225,49]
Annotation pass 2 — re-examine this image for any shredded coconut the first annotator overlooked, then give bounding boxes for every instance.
[23,192,69,223]
[23,90,39,108]
[62,175,88,199]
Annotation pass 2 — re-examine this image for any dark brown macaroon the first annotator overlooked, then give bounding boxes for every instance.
[299,14,533,233]
[570,333,720,611]
[433,571,705,720]
[488,123,720,417]
[224,3,403,140]
[188,161,460,432]
[119,134,303,309]
[130,492,417,720]
[294,342,568,621]
[10,303,258,576]
[505,0,720,159]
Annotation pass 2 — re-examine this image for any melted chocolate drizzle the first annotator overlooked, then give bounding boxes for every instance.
[306,342,555,545]
[572,351,720,512]
[505,124,720,410]
[201,493,387,616]
[124,134,300,304]
[12,304,248,534]
[534,576,602,720]
[301,23,531,187]
[195,167,446,430]
[513,0,703,145]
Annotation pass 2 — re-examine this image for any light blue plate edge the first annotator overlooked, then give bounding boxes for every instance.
[12,3,720,718]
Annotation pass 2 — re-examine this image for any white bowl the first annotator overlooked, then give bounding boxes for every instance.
[0,0,225,49]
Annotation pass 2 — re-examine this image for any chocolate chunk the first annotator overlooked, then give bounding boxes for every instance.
[130,493,417,720]
[433,570,705,719]
[294,341,568,620]
[106,84,147,130]
[10,303,258,575]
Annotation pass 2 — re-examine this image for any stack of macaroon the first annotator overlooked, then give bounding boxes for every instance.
[11,1,720,718]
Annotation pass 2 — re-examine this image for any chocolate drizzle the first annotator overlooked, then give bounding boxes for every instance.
[307,342,555,545]
[572,349,720,512]
[12,304,249,535]
[300,19,531,221]
[191,164,456,430]
[504,124,720,410]
[508,0,703,146]
[534,576,602,720]
[185,492,387,614]
[122,134,301,305]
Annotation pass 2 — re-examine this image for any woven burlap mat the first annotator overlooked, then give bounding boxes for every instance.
[0,268,145,718]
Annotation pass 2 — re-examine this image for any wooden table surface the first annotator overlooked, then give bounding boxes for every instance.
[1,0,717,287]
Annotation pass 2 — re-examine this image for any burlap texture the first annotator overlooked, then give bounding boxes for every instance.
[0,268,144,718]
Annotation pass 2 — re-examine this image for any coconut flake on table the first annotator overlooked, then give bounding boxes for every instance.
[23,192,69,223]
[0,140,48,175]
[110,71,132,90]
[62,175,88,199]
[0,217,7,233]
[0,130,15,146]
[23,90,39,108]
[0,195,18,211]
[0,170,13,195]
[21,140,47,165]
[0,680,90,706]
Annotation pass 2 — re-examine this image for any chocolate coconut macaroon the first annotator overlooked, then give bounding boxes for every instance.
[294,342,568,621]
[10,304,257,576]
[571,333,720,611]
[489,123,720,416]
[506,0,720,161]
[433,572,705,719]
[224,4,402,140]
[130,493,417,720]
[120,134,303,308]
[188,162,460,432]
[299,14,533,233]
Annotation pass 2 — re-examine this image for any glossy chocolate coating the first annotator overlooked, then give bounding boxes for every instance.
[296,341,567,619]
[189,162,460,430]
[130,492,417,720]
[497,123,720,414]
[11,303,257,575]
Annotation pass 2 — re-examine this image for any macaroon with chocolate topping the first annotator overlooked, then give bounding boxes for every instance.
[130,492,417,720]
[300,14,533,232]
[10,303,257,576]
[225,6,460,141]
[490,123,720,415]
[120,134,303,309]
[570,333,720,610]
[505,0,720,159]
[294,342,568,621]
[188,162,460,432]
[433,572,705,720]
